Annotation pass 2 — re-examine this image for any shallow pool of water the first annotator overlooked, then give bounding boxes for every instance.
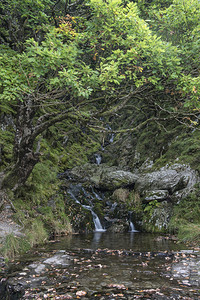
[1,232,199,299]
[45,232,186,252]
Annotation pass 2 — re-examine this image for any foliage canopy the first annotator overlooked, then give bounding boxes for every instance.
[0,0,199,189]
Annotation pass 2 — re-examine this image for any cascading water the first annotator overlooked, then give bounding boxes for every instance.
[128,211,139,232]
[68,185,106,232]
[129,221,138,233]
[91,186,102,201]
[95,153,102,165]
[91,211,106,232]
[106,125,115,143]
[94,124,114,165]
[109,133,114,143]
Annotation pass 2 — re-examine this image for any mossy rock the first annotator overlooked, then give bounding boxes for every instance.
[142,201,173,233]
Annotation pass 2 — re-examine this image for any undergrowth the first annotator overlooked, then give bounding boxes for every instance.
[1,234,30,260]
[169,185,200,245]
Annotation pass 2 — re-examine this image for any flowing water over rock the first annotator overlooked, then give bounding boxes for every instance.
[95,154,102,166]
[67,184,106,232]
[0,233,199,299]
[129,221,138,233]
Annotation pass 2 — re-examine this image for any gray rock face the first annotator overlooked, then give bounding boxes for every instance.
[68,163,198,198]
[143,190,169,202]
[135,164,198,196]
[28,251,72,274]
[43,252,71,266]
[99,170,139,190]
[147,201,173,232]
[69,163,118,186]
[68,164,138,190]
[135,164,199,231]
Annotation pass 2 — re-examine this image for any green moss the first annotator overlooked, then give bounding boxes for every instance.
[14,193,72,237]
[143,200,160,216]
[94,202,104,218]
[169,185,200,243]
[153,129,200,171]
[0,129,14,170]
[15,160,59,206]
[126,190,143,214]
[39,122,101,170]
[61,138,100,168]
[175,224,200,244]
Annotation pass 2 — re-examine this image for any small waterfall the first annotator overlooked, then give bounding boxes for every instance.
[95,153,102,165]
[128,211,139,232]
[109,133,114,143]
[91,211,106,232]
[106,125,115,143]
[91,186,102,201]
[129,221,138,233]
[68,185,106,232]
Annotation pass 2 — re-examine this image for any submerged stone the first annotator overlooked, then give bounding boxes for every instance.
[28,263,46,274]
[43,253,71,266]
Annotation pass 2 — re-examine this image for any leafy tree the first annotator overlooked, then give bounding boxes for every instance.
[141,0,200,108]
[0,0,199,194]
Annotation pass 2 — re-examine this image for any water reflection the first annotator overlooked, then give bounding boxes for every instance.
[129,232,135,247]
[92,232,104,248]
[49,232,186,253]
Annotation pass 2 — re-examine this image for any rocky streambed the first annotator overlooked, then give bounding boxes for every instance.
[0,233,199,299]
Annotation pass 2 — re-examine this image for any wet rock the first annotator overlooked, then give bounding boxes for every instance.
[168,253,200,287]
[64,162,198,233]
[6,282,25,298]
[43,252,71,266]
[28,263,46,274]
[107,221,129,233]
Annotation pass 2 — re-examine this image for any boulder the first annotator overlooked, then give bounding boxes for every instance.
[67,164,139,190]
[107,221,129,233]
[143,190,169,202]
[143,201,173,232]
[66,163,118,186]
[99,170,139,190]
[136,164,198,196]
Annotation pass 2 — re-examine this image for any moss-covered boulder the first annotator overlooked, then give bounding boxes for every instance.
[68,164,139,190]
[99,170,138,190]
[142,201,173,233]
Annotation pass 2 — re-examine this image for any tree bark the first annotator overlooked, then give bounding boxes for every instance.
[1,97,40,191]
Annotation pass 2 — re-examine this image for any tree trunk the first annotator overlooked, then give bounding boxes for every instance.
[1,97,40,191]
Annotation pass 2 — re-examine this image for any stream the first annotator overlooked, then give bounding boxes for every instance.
[0,232,199,299]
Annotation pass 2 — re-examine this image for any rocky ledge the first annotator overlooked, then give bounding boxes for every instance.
[67,163,198,199]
